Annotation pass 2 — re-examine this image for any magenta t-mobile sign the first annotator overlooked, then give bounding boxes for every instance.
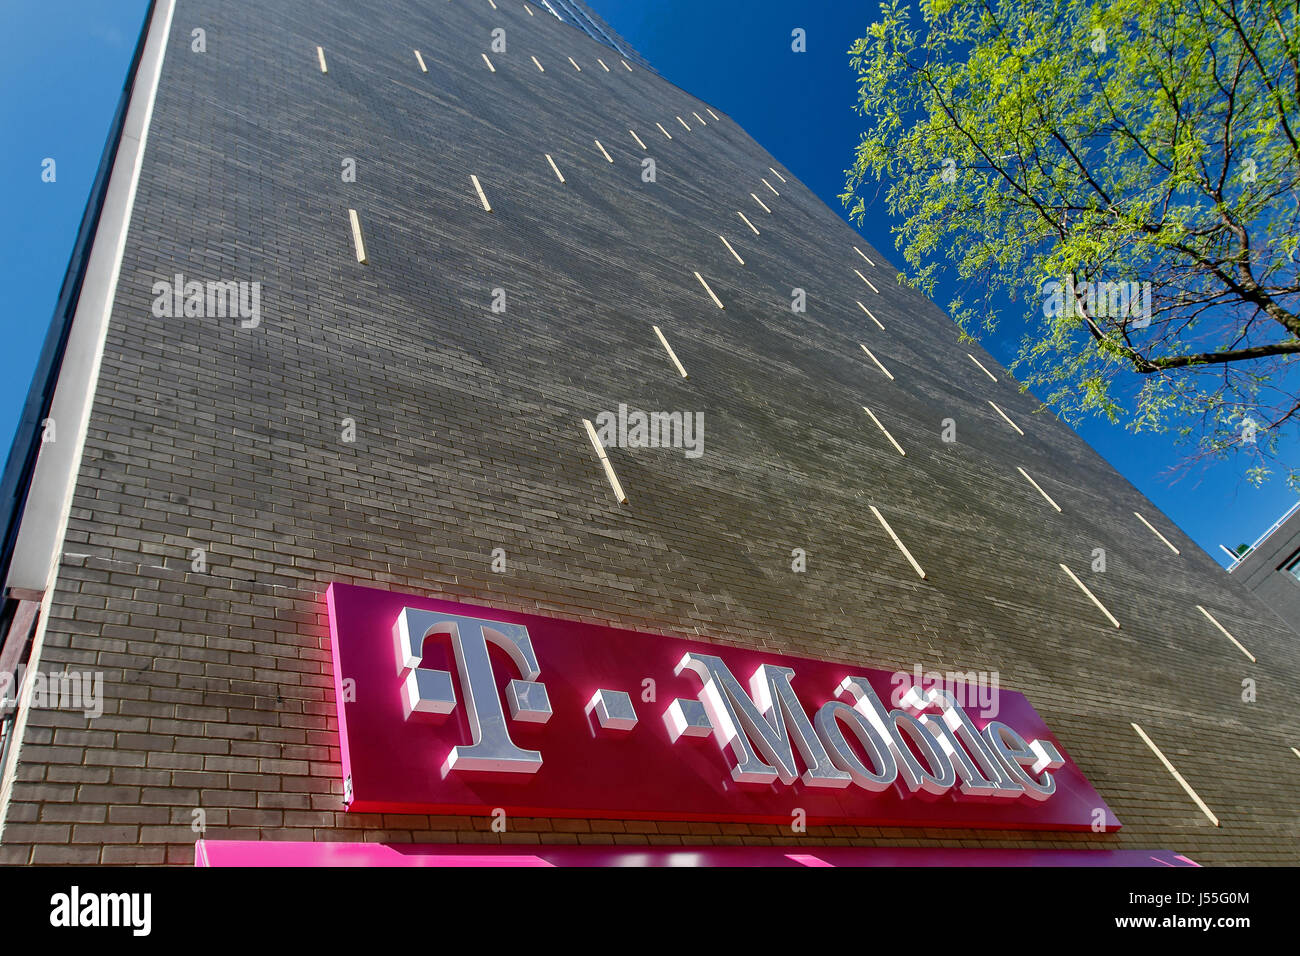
[326,583,1120,830]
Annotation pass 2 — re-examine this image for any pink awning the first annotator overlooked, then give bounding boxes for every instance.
[195,840,1197,867]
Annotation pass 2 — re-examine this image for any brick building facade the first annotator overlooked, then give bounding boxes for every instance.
[0,0,1296,865]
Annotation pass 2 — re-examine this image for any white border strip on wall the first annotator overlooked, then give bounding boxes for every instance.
[859,344,894,380]
[718,235,744,265]
[967,353,997,381]
[8,0,176,593]
[652,325,688,378]
[1196,605,1256,662]
[863,406,905,456]
[1017,467,1060,512]
[582,419,627,503]
[694,271,723,309]
[545,153,565,183]
[854,269,879,294]
[1131,723,1220,826]
[869,505,926,579]
[988,400,1023,436]
[856,301,884,330]
[348,209,367,263]
[1134,511,1180,554]
[471,174,492,211]
[0,0,178,839]
[1059,564,1120,628]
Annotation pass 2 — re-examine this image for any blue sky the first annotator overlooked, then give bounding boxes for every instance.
[3,0,1296,566]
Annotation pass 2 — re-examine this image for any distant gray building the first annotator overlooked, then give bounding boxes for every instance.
[0,0,1298,868]
[1230,503,1300,634]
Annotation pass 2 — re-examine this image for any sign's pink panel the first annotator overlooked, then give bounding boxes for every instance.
[327,582,1120,830]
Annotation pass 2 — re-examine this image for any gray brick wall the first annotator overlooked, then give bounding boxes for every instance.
[2,0,1297,865]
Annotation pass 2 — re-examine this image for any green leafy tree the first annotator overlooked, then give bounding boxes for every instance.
[842,0,1300,487]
